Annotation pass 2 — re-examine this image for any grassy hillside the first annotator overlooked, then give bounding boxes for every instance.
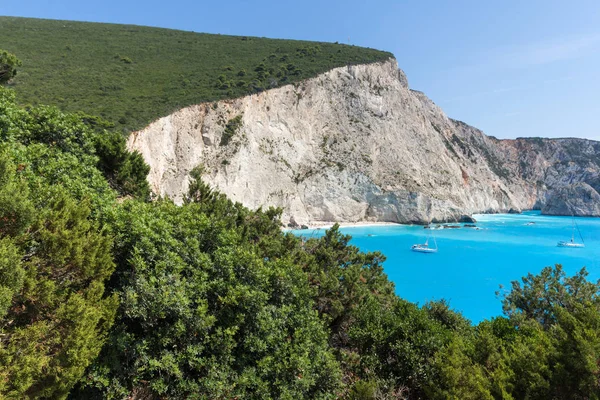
[0,16,393,132]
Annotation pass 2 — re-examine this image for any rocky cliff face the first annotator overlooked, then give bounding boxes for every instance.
[127,58,600,224]
[542,183,600,216]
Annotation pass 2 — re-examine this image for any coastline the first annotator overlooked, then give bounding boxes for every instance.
[284,210,542,231]
[284,221,402,231]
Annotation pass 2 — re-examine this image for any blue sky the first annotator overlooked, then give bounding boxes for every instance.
[2,0,599,140]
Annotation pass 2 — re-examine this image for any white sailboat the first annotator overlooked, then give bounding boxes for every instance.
[412,225,438,253]
[557,215,585,248]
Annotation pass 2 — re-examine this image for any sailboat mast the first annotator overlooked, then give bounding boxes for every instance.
[556,204,585,248]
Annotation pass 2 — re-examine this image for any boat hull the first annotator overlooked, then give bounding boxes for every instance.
[411,245,437,253]
[557,241,585,248]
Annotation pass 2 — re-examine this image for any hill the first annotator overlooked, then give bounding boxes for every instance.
[128,59,600,223]
[0,16,392,132]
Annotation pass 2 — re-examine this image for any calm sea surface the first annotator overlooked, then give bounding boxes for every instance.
[292,211,600,323]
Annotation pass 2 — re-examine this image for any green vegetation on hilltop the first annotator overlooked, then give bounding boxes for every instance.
[0,16,392,132]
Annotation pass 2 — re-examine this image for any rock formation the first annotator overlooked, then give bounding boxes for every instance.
[459,215,477,223]
[542,183,600,216]
[127,58,600,224]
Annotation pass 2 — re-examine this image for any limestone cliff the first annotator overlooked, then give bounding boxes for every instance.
[127,58,600,224]
[542,183,600,216]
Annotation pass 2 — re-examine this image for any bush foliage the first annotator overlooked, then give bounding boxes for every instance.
[0,49,21,84]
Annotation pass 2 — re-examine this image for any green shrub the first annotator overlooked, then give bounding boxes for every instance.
[0,91,119,398]
[0,49,21,84]
[220,114,243,146]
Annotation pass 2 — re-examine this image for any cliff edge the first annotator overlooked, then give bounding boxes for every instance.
[127,58,600,224]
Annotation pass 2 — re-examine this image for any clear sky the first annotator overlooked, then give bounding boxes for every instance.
[2,0,599,140]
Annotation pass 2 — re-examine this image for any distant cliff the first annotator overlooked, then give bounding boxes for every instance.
[127,58,600,224]
[542,183,600,216]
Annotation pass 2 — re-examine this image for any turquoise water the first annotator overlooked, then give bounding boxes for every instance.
[292,211,600,323]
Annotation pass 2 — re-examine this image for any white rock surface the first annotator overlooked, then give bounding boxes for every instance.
[127,58,600,224]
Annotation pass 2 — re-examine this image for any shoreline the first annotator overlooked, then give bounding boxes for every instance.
[284,221,402,231]
[285,210,560,231]
[311,221,401,229]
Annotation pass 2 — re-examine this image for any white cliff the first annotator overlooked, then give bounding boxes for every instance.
[127,58,600,224]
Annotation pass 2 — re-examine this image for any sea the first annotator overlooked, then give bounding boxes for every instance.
[291,211,600,323]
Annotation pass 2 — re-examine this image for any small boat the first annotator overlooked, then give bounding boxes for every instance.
[411,242,438,253]
[557,240,584,248]
[557,215,585,248]
[412,229,438,253]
